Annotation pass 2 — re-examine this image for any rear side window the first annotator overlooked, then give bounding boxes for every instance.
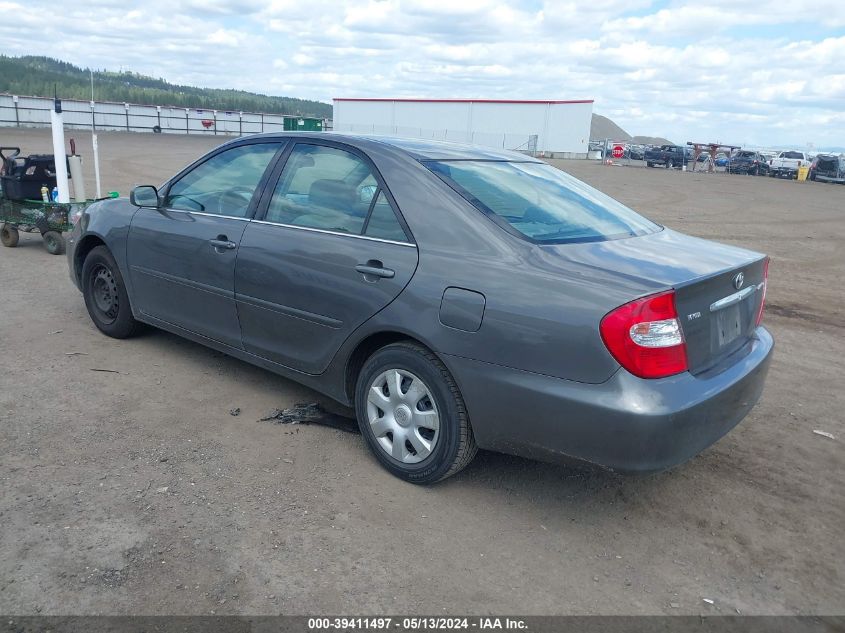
[426,160,660,244]
[364,191,407,242]
[265,144,408,241]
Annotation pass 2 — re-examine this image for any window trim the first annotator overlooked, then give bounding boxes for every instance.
[254,140,416,245]
[249,219,416,247]
[159,139,288,220]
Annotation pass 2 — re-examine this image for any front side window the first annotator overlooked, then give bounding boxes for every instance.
[265,144,408,241]
[426,160,660,244]
[165,143,280,217]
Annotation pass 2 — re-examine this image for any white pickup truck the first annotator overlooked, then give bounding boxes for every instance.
[769,151,810,179]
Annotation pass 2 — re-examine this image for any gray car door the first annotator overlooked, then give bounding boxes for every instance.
[235,141,419,374]
[127,142,283,348]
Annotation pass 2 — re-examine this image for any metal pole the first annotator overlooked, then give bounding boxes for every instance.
[185,109,189,135]
[90,71,102,198]
[13,95,19,127]
[50,98,71,203]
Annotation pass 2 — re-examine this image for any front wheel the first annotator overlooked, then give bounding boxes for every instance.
[355,342,477,484]
[1,224,19,247]
[666,160,674,169]
[42,231,65,255]
[81,245,140,338]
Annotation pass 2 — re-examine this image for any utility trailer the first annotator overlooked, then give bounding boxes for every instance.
[0,146,96,255]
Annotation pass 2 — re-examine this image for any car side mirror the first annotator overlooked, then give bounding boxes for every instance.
[130,185,160,208]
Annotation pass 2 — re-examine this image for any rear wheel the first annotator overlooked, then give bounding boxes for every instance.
[1,224,19,247]
[646,162,654,168]
[355,342,477,484]
[42,231,65,255]
[81,245,140,338]
[666,159,674,169]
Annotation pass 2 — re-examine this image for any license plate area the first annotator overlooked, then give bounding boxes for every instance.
[716,303,743,347]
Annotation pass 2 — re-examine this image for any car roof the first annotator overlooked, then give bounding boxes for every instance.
[233,132,542,162]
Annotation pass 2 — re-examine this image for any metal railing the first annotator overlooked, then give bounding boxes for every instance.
[0,93,322,136]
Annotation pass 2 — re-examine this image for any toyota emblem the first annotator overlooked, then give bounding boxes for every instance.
[733,272,745,290]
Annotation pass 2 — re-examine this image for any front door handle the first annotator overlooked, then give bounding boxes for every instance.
[209,236,237,251]
[355,261,395,279]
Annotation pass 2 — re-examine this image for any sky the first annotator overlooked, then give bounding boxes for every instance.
[1,0,843,148]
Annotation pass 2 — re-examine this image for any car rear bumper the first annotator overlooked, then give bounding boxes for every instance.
[815,174,845,183]
[442,326,773,473]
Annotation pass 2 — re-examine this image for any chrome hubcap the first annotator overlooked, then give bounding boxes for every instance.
[366,368,440,464]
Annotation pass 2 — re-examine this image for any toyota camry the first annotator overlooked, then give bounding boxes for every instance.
[67,133,773,483]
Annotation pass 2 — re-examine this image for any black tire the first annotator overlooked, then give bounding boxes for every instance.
[646,162,654,168]
[81,245,140,338]
[354,342,477,484]
[666,160,674,169]
[42,230,65,255]
[1,224,19,247]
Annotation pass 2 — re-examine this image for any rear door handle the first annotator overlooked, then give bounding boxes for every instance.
[355,263,395,279]
[210,237,237,251]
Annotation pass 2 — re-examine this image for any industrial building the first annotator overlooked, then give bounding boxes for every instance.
[332,97,594,157]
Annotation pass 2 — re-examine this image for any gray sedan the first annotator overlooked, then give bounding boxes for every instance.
[67,133,773,483]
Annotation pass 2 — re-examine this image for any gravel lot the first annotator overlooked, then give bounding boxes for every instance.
[1,129,842,616]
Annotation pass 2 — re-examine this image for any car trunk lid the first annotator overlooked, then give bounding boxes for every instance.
[673,258,766,374]
[538,228,766,375]
[815,157,839,177]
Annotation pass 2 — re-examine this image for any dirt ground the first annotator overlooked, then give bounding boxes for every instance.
[0,128,842,616]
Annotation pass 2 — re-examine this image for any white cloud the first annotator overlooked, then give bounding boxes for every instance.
[0,0,842,146]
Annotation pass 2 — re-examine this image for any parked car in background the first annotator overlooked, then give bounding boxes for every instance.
[811,154,845,183]
[65,133,773,483]
[625,145,645,161]
[770,151,810,178]
[696,152,711,163]
[644,145,687,169]
[728,150,770,176]
[715,153,730,167]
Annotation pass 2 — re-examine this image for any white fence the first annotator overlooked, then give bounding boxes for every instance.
[334,123,538,154]
[0,94,314,136]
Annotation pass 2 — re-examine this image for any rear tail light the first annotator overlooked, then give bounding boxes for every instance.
[600,290,688,379]
[755,257,769,327]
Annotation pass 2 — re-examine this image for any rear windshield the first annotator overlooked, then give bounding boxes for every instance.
[426,160,660,244]
[781,151,803,159]
[737,151,755,158]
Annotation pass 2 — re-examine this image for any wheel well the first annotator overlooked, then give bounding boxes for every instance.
[74,235,107,284]
[344,331,424,403]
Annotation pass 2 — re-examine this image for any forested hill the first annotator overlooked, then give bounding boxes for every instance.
[0,55,332,118]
